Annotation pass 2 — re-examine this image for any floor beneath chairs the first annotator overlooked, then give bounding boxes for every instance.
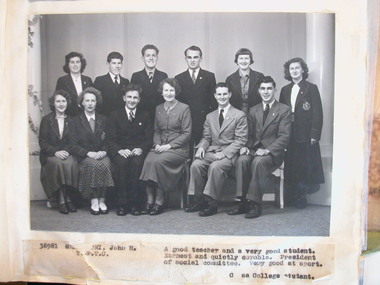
[30,200,330,236]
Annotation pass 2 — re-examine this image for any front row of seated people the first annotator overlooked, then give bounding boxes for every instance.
[39,75,300,218]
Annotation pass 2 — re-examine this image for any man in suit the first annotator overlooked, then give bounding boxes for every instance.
[185,83,248,217]
[106,84,153,216]
[130,44,168,121]
[226,48,264,114]
[228,76,291,218]
[94,51,129,116]
[175,45,217,145]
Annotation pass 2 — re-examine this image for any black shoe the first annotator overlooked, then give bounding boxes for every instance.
[185,197,208,212]
[130,206,141,216]
[227,202,250,215]
[199,204,218,217]
[59,203,69,214]
[141,203,154,215]
[66,201,77,213]
[245,202,262,219]
[90,208,100,215]
[150,204,164,215]
[116,206,127,216]
[295,197,307,209]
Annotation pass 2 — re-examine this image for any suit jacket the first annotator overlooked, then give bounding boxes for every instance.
[39,112,75,165]
[55,74,93,116]
[247,100,292,165]
[225,69,264,111]
[106,107,153,158]
[175,68,216,143]
[71,112,108,162]
[153,102,192,158]
[93,74,129,116]
[279,80,323,142]
[130,69,168,118]
[197,105,248,161]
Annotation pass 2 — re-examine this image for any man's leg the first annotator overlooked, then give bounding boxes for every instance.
[185,153,213,212]
[228,154,254,215]
[245,155,277,219]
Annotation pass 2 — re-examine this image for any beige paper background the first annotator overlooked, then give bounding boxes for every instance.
[0,0,369,283]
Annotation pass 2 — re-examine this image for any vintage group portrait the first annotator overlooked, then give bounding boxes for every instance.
[0,0,370,283]
[27,12,335,237]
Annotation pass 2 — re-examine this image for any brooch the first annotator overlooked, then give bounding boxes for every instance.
[302,101,311,111]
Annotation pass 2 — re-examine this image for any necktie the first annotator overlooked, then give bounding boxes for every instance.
[219,109,224,127]
[114,76,118,85]
[129,111,135,122]
[263,104,269,124]
[89,117,95,133]
[191,70,196,84]
[148,72,153,83]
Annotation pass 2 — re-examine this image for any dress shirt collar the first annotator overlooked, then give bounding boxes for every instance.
[145,68,156,76]
[109,73,120,83]
[85,112,95,122]
[125,106,136,117]
[262,100,275,110]
[239,69,250,78]
[218,104,231,117]
[188,68,200,78]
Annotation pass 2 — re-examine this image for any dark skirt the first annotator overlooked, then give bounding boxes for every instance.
[40,155,79,199]
[139,150,187,192]
[78,156,114,199]
[284,130,325,203]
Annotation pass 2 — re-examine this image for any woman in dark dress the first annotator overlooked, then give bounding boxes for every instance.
[71,87,114,215]
[139,78,192,215]
[55,52,93,116]
[39,90,78,214]
[279,57,325,208]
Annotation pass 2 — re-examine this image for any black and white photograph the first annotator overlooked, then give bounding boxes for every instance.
[28,12,335,236]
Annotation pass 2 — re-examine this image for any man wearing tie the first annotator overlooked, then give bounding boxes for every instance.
[185,83,248,217]
[131,44,168,121]
[175,46,217,145]
[106,84,153,216]
[94,52,129,116]
[228,76,291,218]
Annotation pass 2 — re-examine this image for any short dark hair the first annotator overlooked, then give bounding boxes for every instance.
[184,45,203,57]
[141,44,159,56]
[283,57,309,81]
[63,52,87,74]
[234,48,254,65]
[107,51,123,63]
[258,76,276,89]
[122,84,143,96]
[49,89,71,111]
[78,87,103,107]
[214,82,230,93]
[157,78,181,95]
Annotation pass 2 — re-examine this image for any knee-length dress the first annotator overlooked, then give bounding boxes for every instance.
[71,112,114,199]
[140,101,192,192]
[39,112,79,199]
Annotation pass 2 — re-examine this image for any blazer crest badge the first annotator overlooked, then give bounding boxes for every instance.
[302,101,311,111]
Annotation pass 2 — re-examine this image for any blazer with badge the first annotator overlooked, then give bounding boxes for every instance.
[93,74,129,116]
[279,80,323,142]
[106,107,153,158]
[225,68,264,111]
[175,68,217,143]
[55,74,93,116]
[71,112,108,163]
[39,112,75,165]
[247,101,292,166]
[197,105,248,162]
[130,69,168,118]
